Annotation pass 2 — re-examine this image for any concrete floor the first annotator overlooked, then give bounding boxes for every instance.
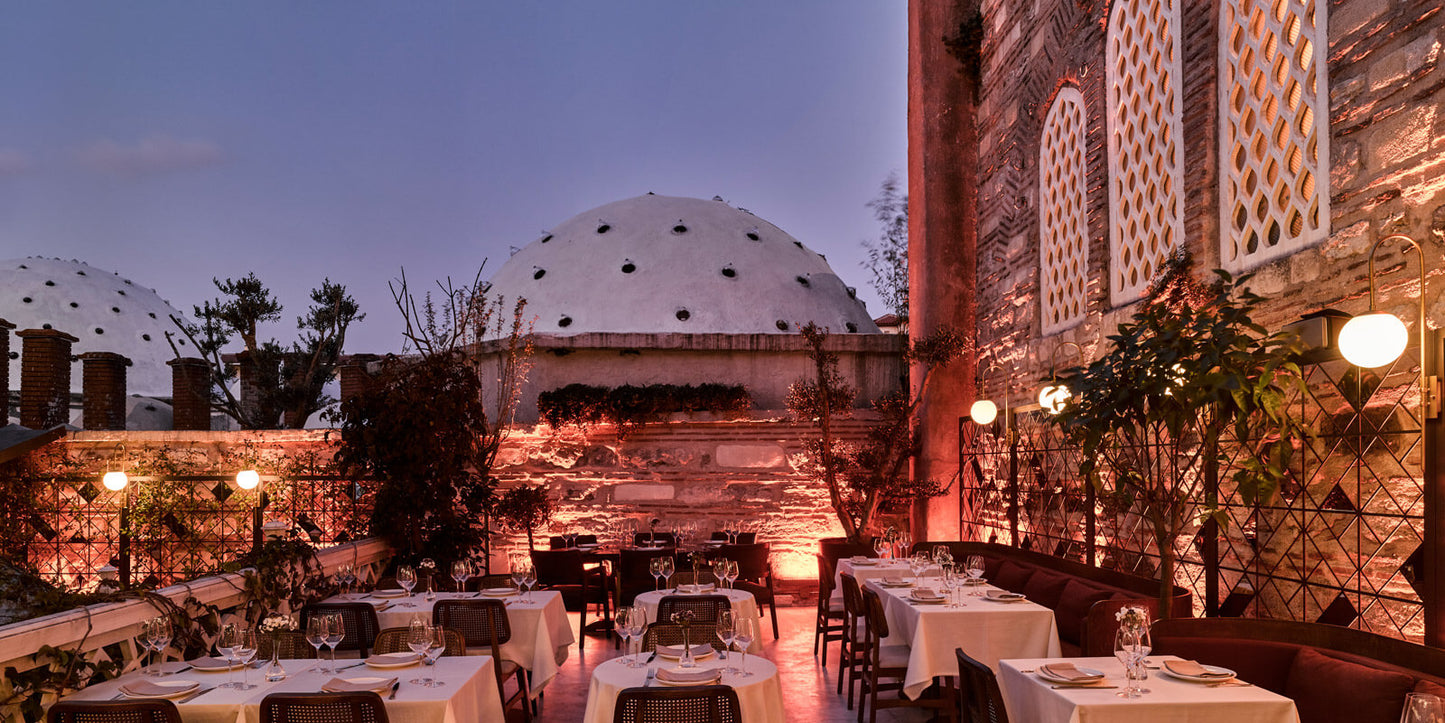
[535,606,940,722]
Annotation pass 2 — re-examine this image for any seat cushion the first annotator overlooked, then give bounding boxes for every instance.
[1053,580,1117,645]
[1022,569,1071,610]
[500,659,522,676]
[1286,647,1415,723]
[993,560,1035,593]
[1414,678,1445,698]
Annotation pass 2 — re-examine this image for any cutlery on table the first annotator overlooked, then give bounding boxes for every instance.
[177,686,217,703]
[1052,684,1118,689]
[388,681,401,700]
[336,662,366,671]
[644,668,657,687]
[644,651,657,664]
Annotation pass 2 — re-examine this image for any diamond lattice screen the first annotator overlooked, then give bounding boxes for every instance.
[1039,88,1090,335]
[1105,0,1187,305]
[1218,0,1329,271]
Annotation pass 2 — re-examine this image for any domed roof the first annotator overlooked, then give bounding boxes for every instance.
[1,257,192,396]
[485,194,879,336]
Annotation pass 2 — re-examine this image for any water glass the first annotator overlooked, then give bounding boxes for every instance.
[451,560,470,592]
[725,560,740,589]
[1401,692,1445,723]
[716,610,736,671]
[731,615,755,677]
[650,558,664,591]
[216,624,240,689]
[397,565,417,605]
[408,620,432,685]
[305,618,327,672]
[324,614,345,671]
[660,557,675,591]
[234,628,258,691]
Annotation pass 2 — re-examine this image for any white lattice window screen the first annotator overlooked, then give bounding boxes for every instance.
[1039,88,1089,335]
[1105,0,1187,305]
[1218,0,1329,271]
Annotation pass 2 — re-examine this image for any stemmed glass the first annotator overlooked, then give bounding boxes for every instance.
[216,624,240,689]
[234,628,258,691]
[873,537,889,560]
[716,610,736,672]
[731,615,755,677]
[323,614,345,673]
[660,558,676,592]
[145,617,171,676]
[408,619,433,686]
[627,608,647,665]
[649,558,664,591]
[725,560,739,590]
[909,553,929,585]
[1114,627,1151,698]
[451,560,470,593]
[397,565,417,606]
[337,563,353,596]
[615,607,637,667]
[521,563,537,602]
[305,617,328,672]
[712,559,728,588]
[940,564,957,608]
[1401,692,1445,723]
[965,555,986,596]
[423,626,447,685]
[897,532,912,560]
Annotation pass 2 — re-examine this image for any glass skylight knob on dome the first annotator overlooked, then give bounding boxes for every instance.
[1337,234,1440,420]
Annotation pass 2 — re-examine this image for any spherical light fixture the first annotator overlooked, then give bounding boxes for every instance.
[1038,384,1071,415]
[102,471,129,491]
[236,469,261,490]
[1338,311,1409,369]
[970,400,999,425]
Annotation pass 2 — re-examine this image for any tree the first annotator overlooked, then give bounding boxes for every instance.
[169,274,362,429]
[494,484,555,551]
[861,173,909,318]
[788,322,966,543]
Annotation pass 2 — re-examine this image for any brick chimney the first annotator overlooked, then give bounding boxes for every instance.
[226,350,279,427]
[18,328,78,429]
[169,357,212,431]
[0,318,14,427]
[337,353,381,406]
[79,352,132,430]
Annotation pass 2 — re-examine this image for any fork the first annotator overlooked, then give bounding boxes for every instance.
[644,668,657,687]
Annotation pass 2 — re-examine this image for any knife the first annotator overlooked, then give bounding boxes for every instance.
[388,681,401,700]
[644,650,657,664]
[177,685,217,703]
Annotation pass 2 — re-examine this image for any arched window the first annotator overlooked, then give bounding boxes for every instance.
[1105,0,1187,305]
[1218,0,1329,270]
[1039,87,1089,335]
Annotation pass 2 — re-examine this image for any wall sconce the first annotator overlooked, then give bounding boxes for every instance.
[236,469,261,490]
[1037,341,1083,415]
[102,444,129,491]
[1338,233,1440,418]
[970,361,1009,427]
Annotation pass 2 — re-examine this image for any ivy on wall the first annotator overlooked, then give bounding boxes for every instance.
[537,383,750,437]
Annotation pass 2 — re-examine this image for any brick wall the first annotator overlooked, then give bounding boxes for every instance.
[17,328,78,429]
[78,352,131,430]
[0,318,13,425]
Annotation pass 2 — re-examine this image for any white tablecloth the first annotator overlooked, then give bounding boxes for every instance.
[332,590,574,698]
[581,652,784,723]
[632,587,762,653]
[65,656,503,723]
[998,656,1300,723]
[865,579,1061,700]
[834,558,939,600]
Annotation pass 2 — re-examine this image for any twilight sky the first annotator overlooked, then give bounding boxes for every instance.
[0,1,907,354]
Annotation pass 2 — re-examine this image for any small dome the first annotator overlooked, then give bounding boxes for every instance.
[0,257,190,396]
[486,195,878,336]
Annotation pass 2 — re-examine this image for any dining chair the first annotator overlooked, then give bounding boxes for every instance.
[613,684,741,723]
[640,621,726,652]
[838,573,868,709]
[465,573,520,592]
[530,548,612,649]
[858,587,953,723]
[432,599,531,721]
[656,593,731,623]
[814,554,846,666]
[714,542,778,638]
[258,692,390,723]
[956,648,1010,723]
[372,626,467,656]
[548,534,598,549]
[300,602,381,658]
[47,699,181,723]
[617,548,674,608]
[257,631,319,660]
[632,531,677,547]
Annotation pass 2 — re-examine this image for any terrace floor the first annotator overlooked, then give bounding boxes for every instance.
[535,605,937,722]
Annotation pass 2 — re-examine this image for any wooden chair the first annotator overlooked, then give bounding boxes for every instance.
[714,542,778,639]
[300,603,381,658]
[656,594,731,623]
[47,700,181,723]
[837,573,868,709]
[956,648,1009,723]
[633,531,678,547]
[257,631,318,661]
[613,685,740,723]
[814,554,846,666]
[617,548,674,608]
[465,574,520,592]
[432,599,531,721]
[858,587,952,723]
[372,626,467,656]
[258,692,389,723]
[640,622,726,653]
[531,548,612,649]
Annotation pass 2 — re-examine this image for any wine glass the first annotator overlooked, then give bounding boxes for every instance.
[136,619,157,676]
[305,617,328,672]
[716,610,736,672]
[909,552,929,585]
[649,558,664,591]
[397,565,417,606]
[940,564,957,607]
[521,563,537,602]
[1401,692,1445,723]
[1115,628,1147,698]
[408,619,432,685]
[731,615,755,677]
[966,555,986,595]
[216,623,239,689]
[151,617,172,676]
[725,560,739,590]
[424,626,447,686]
[660,557,676,591]
[234,628,258,691]
[1133,626,1152,692]
[873,537,888,559]
[712,559,728,587]
[628,607,648,664]
[897,532,912,560]
[615,607,637,667]
[323,614,345,672]
[336,563,353,596]
[451,560,470,593]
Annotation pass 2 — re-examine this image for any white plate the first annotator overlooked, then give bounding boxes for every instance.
[849,558,878,566]
[189,659,244,672]
[879,580,912,588]
[909,594,947,604]
[656,670,722,686]
[1035,666,1105,685]
[960,578,988,586]
[371,589,407,598]
[1160,664,1236,682]
[480,588,518,597]
[120,680,200,699]
[655,648,716,661]
[365,653,421,669]
[984,591,1025,602]
[326,676,392,693]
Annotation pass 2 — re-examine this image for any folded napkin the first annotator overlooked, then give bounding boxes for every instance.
[656,643,715,658]
[371,588,407,598]
[680,583,716,593]
[1039,663,1104,682]
[1164,660,1232,678]
[910,588,944,600]
[985,590,1024,601]
[119,679,197,697]
[187,656,236,671]
[366,652,420,666]
[322,676,396,693]
[882,575,908,585]
[656,667,721,684]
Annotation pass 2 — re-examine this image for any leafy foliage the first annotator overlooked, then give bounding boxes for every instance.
[1051,259,1312,614]
[537,383,751,437]
[788,323,967,543]
[860,173,909,318]
[493,485,555,551]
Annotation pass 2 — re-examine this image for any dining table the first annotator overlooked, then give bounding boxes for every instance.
[864,577,1061,700]
[834,557,940,600]
[327,588,573,698]
[997,656,1300,723]
[62,655,503,723]
[631,586,763,653]
[581,649,785,723]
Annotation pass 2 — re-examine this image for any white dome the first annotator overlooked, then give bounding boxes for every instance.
[485,195,879,336]
[1,257,192,396]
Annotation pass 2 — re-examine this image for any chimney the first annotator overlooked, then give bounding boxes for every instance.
[79,352,132,430]
[168,357,212,431]
[18,328,78,429]
[226,350,279,427]
[337,353,381,406]
[0,318,14,427]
